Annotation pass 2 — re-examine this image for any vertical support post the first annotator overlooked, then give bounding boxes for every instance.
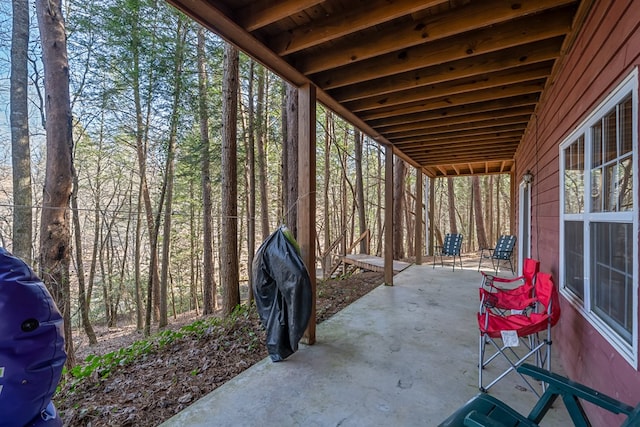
[510,170,516,236]
[428,177,435,256]
[384,145,394,286]
[298,83,317,345]
[415,169,423,265]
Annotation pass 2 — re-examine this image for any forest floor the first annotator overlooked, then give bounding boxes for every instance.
[56,270,386,426]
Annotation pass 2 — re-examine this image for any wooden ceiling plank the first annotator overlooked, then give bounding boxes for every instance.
[379,110,533,134]
[297,0,576,74]
[238,0,326,32]
[394,133,522,147]
[313,6,575,89]
[358,80,545,121]
[330,38,563,103]
[270,0,447,55]
[388,121,528,139]
[346,62,553,113]
[396,136,521,150]
[413,151,520,162]
[368,97,537,128]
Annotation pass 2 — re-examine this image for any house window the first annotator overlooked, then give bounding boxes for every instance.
[560,69,638,366]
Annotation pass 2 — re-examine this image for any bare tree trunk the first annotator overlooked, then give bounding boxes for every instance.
[198,28,216,315]
[447,178,458,235]
[10,0,32,262]
[354,129,366,254]
[71,159,97,344]
[393,156,405,259]
[221,43,240,315]
[485,176,494,243]
[323,111,331,272]
[473,176,488,249]
[283,83,298,236]
[35,0,75,366]
[159,18,187,327]
[376,147,383,255]
[256,67,270,240]
[246,61,256,303]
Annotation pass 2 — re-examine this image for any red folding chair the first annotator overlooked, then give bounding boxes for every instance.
[478,272,561,396]
[479,258,540,314]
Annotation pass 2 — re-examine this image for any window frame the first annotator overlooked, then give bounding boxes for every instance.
[559,68,638,368]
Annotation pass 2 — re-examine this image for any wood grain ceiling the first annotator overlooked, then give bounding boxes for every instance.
[166,0,592,177]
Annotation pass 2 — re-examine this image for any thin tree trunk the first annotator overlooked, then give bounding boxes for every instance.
[256,67,270,240]
[473,176,488,249]
[447,178,458,235]
[10,0,32,262]
[198,27,216,315]
[159,18,187,327]
[323,111,331,273]
[354,129,366,254]
[393,156,405,259]
[246,61,256,303]
[71,159,97,344]
[221,43,240,315]
[284,83,298,236]
[35,0,75,366]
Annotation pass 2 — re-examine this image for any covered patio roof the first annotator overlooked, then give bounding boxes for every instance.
[166,0,592,177]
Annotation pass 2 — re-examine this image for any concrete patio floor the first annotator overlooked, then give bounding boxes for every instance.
[161,259,571,426]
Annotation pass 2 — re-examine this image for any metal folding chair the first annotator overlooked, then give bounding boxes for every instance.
[479,258,540,316]
[478,272,561,396]
[433,233,463,271]
[478,235,517,273]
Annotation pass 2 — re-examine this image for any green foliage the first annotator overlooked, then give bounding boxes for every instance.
[61,306,255,392]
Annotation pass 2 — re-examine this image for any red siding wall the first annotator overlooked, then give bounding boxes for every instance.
[515,0,640,424]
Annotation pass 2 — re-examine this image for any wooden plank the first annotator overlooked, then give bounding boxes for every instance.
[384,146,394,286]
[346,62,553,113]
[297,0,576,74]
[342,254,411,273]
[298,83,317,345]
[330,39,563,103]
[238,0,325,32]
[415,170,423,265]
[359,81,545,121]
[311,7,574,89]
[381,113,532,135]
[271,0,447,55]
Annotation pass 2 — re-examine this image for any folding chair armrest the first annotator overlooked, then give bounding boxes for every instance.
[464,411,520,427]
[517,364,636,416]
[479,247,494,258]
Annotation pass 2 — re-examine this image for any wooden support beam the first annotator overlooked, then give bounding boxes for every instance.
[297,0,575,75]
[329,38,563,103]
[428,177,435,255]
[346,62,553,113]
[238,0,325,32]
[358,81,545,121]
[311,7,574,89]
[298,83,317,345]
[415,169,423,265]
[385,145,394,286]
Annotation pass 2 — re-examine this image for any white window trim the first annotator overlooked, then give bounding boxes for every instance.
[559,67,638,368]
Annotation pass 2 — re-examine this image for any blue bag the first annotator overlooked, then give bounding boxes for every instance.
[0,248,66,426]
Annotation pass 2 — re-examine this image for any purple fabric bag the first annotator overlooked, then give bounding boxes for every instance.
[0,248,66,426]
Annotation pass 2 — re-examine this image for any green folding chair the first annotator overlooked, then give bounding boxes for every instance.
[439,364,640,427]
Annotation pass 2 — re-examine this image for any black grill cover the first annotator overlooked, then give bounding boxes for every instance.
[252,227,312,361]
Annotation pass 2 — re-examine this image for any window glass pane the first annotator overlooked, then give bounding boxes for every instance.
[620,95,632,155]
[618,155,633,211]
[564,221,584,300]
[603,163,617,211]
[590,222,633,343]
[564,135,584,213]
[591,168,602,212]
[603,108,617,163]
[592,121,602,167]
